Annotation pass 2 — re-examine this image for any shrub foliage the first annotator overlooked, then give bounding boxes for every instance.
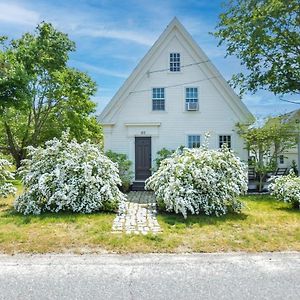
[146,146,247,218]
[105,150,133,192]
[15,132,125,215]
[0,159,16,198]
[269,171,300,209]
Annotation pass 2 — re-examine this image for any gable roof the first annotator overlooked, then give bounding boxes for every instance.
[99,17,254,123]
[279,108,300,123]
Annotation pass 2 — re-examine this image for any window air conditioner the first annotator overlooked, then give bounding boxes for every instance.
[187,102,198,111]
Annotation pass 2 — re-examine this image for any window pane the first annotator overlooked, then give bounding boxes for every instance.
[152,88,165,111]
[185,88,198,110]
[188,135,200,148]
[170,52,181,72]
[219,135,231,148]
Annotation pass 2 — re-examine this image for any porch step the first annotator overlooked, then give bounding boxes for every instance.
[132,181,146,191]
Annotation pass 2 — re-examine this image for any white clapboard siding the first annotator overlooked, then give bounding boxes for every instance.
[99,18,254,180]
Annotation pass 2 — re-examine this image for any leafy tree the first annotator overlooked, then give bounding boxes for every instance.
[237,118,297,191]
[0,37,30,110]
[0,22,102,168]
[214,0,300,96]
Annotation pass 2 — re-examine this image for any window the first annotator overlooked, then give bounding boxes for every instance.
[170,53,180,72]
[279,155,284,164]
[219,135,231,148]
[185,87,198,110]
[152,88,165,111]
[188,135,200,148]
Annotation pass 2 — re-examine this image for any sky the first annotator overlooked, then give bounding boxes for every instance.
[0,0,299,118]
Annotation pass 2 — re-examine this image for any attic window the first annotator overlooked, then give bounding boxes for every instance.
[170,53,180,72]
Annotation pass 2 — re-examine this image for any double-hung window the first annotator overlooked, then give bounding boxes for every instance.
[185,87,198,111]
[219,135,231,148]
[170,53,180,72]
[188,135,201,148]
[152,88,165,111]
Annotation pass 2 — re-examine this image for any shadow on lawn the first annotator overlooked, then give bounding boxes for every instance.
[276,206,300,214]
[2,207,115,225]
[159,211,248,227]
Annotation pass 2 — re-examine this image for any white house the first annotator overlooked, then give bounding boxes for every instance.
[99,18,253,188]
[275,109,300,171]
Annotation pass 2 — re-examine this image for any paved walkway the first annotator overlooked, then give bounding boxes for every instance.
[112,191,161,234]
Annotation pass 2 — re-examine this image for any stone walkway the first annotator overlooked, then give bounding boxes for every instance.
[112,191,162,235]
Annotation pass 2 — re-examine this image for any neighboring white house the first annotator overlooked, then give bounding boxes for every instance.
[276,109,300,170]
[99,17,253,185]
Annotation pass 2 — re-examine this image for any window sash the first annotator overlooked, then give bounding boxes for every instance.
[185,88,198,102]
[188,135,201,148]
[152,88,165,111]
[219,135,231,148]
[185,88,198,110]
[170,53,180,72]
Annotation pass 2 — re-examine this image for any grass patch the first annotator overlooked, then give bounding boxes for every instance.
[0,187,299,253]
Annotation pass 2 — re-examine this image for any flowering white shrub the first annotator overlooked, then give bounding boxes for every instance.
[14,132,126,215]
[145,146,247,218]
[269,171,300,209]
[0,159,16,198]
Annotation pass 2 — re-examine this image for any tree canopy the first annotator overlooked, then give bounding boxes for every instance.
[0,22,102,167]
[214,0,300,96]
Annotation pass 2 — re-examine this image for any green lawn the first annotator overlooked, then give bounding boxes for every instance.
[0,187,299,254]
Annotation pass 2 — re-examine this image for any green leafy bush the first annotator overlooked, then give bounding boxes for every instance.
[290,160,298,176]
[105,150,133,192]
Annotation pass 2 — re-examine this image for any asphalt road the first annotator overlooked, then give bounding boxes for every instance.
[0,253,299,300]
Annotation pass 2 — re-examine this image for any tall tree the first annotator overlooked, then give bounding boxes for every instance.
[214,0,300,96]
[0,23,102,168]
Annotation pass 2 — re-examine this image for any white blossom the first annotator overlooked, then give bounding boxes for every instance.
[14,132,126,215]
[145,146,247,218]
[269,170,300,209]
[0,159,16,198]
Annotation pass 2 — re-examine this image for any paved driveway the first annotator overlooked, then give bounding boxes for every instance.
[0,253,299,300]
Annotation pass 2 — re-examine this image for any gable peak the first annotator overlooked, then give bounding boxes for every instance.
[166,17,184,31]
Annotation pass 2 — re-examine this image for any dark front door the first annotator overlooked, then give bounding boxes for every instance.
[135,137,151,180]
